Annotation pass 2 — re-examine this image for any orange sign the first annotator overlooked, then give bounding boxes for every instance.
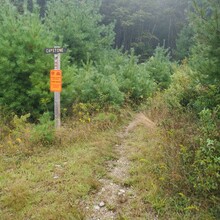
[50,70,62,92]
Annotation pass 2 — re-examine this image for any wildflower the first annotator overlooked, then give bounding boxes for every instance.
[16,138,22,144]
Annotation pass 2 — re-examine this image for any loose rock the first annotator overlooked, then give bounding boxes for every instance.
[99,201,105,207]
[94,205,100,211]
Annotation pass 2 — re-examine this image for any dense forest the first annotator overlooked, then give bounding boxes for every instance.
[0,0,219,219]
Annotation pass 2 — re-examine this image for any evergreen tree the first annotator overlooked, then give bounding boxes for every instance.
[175,25,194,60]
[0,0,55,118]
[45,0,115,64]
[100,0,189,59]
[190,0,220,84]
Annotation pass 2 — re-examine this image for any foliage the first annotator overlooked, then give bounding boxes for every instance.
[0,112,56,155]
[163,63,197,109]
[190,108,220,195]
[145,46,172,90]
[116,50,155,102]
[0,1,54,118]
[101,0,189,59]
[45,0,115,63]
[0,0,76,119]
[0,106,13,140]
[193,84,220,113]
[11,113,31,140]
[190,0,220,85]
[121,111,215,219]
[72,102,100,123]
[0,114,119,219]
[69,50,155,107]
[175,25,194,60]
[71,60,124,106]
[144,57,220,217]
[30,112,55,145]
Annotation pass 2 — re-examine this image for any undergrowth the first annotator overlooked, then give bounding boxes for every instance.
[0,109,129,219]
[126,64,219,219]
[125,116,217,219]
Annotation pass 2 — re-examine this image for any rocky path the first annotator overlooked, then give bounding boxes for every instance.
[83,113,158,220]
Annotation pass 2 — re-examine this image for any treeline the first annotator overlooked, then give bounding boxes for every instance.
[15,0,190,60]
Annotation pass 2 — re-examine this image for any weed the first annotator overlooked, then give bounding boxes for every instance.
[94,112,118,130]
[30,112,55,146]
[0,112,122,219]
[123,111,216,219]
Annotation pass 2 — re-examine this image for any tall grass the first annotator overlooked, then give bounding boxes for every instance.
[0,109,125,219]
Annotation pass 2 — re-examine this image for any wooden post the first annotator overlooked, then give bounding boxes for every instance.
[54,46,61,128]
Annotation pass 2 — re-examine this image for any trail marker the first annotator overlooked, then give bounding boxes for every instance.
[45,46,67,128]
[45,48,67,54]
[50,70,62,92]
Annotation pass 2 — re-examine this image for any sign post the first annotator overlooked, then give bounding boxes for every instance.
[54,48,61,128]
[45,46,67,129]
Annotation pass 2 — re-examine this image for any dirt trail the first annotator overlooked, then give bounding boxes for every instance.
[83,113,158,220]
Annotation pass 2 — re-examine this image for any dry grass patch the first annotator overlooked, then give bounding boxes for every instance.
[0,117,121,219]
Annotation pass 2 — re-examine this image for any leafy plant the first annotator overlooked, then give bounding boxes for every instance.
[189,108,220,195]
[30,112,55,145]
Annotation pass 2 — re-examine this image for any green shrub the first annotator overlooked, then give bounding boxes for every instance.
[145,46,172,90]
[116,50,155,103]
[163,63,197,109]
[193,85,220,113]
[72,102,100,123]
[11,113,31,139]
[0,106,13,140]
[93,112,118,130]
[71,61,124,106]
[96,49,155,104]
[189,108,220,195]
[30,112,55,145]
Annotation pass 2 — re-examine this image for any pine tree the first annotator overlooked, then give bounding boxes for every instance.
[0,0,55,118]
[45,0,115,64]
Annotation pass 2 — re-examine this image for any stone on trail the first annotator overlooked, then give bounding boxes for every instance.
[99,201,105,207]
[94,205,100,211]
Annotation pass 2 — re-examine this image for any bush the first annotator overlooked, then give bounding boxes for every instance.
[96,49,155,104]
[147,61,220,216]
[116,50,155,103]
[145,46,172,90]
[163,63,197,109]
[30,112,55,145]
[71,61,124,106]
[188,108,220,196]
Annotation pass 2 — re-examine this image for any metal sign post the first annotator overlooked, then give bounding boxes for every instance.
[45,46,67,129]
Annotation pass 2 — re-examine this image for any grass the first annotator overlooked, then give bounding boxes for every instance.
[0,115,122,219]
[0,107,217,219]
[123,113,216,220]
